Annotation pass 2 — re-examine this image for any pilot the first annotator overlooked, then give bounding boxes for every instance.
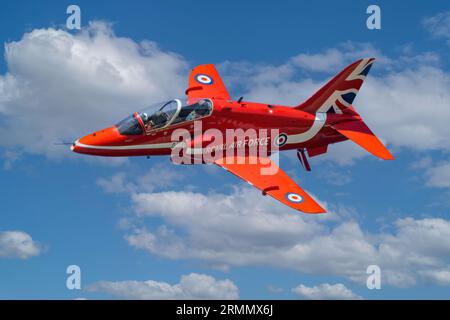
[141,112,149,124]
[186,109,199,121]
[141,112,153,131]
[198,99,212,111]
[186,99,211,120]
[149,111,169,127]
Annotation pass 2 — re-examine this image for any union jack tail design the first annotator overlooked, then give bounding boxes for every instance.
[295,58,375,114]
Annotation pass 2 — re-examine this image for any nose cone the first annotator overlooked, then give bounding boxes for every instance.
[71,126,121,155]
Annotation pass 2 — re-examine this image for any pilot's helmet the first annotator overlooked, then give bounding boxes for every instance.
[141,112,149,123]
[198,99,211,109]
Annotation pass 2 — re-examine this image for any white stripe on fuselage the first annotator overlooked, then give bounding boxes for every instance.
[74,140,174,150]
[285,112,327,145]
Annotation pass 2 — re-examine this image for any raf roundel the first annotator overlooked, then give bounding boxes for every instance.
[285,192,304,203]
[274,133,288,147]
[195,74,214,85]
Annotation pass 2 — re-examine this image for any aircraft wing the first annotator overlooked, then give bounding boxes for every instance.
[215,156,326,214]
[186,64,231,103]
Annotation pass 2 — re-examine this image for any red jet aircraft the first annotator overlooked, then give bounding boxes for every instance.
[72,58,393,214]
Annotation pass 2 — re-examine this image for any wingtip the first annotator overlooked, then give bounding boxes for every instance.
[311,208,327,214]
[380,151,395,160]
[298,202,327,214]
[370,140,394,161]
[300,208,327,214]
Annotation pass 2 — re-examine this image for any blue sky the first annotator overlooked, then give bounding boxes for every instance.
[0,0,450,299]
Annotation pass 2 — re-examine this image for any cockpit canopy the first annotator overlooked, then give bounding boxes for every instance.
[116,98,213,136]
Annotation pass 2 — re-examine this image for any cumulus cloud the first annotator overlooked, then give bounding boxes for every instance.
[267,285,283,294]
[0,21,187,157]
[292,283,362,300]
[290,49,347,73]
[411,157,450,190]
[2,150,22,170]
[96,172,135,194]
[123,187,450,288]
[420,269,450,286]
[424,161,450,188]
[357,66,450,151]
[314,163,352,185]
[0,230,41,259]
[87,273,239,299]
[96,163,185,194]
[423,11,450,42]
[290,43,388,73]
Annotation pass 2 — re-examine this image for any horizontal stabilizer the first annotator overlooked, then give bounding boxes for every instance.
[332,120,394,160]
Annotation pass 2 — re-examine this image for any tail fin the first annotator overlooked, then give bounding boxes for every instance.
[295,58,375,114]
[295,58,393,160]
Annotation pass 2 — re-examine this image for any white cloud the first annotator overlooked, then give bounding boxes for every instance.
[97,163,185,194]
[290,43,388,73]
[2,150,22,170]
[314,163,352,186]
[0,230,41,259]
[87,273,239,299]
[357,66,450,151]
[423,11,450,41]
[123,187,450,288]
[0,21,187,157]
[290,49,346,72]
[420,269,450,286]
[409,157,450,190]
[267,285,283,294]
[97,172,136,194]
[292,283,362,300]
[424,161,450,188]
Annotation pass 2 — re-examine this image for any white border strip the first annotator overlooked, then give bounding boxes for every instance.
[73,140,173,150]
